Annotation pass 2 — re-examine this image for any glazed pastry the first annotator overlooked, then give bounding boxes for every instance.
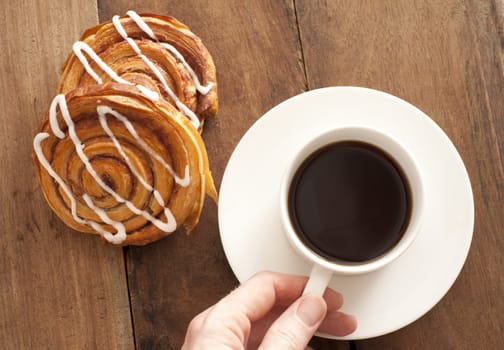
[58,11,217,132]
[33,11,218,245]
[34,83,217,245]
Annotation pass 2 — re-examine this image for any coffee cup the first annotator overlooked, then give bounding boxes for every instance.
[279,126,424,296]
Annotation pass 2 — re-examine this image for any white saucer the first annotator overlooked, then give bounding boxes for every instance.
[218,87,474,340]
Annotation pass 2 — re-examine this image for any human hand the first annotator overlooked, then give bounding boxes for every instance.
[181,271,357,349]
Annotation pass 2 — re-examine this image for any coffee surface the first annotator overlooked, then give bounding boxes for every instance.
[288,141,410,262]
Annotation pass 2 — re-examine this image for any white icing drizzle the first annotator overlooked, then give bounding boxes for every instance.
[125,10,214,95]
[112,14,201,129]
[136,84,160,101]
[34,94,188,244]
[49,94,69,139]
[72,41,106,84]
[159,42,214,95]
[97,105,190,186]
[72,10,214,129]
[34,132,86,225]
[126,10,157,39]
[34,132,125,244]
[72,41,160,102]
[82,194,126,244]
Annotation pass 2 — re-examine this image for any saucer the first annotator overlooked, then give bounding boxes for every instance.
[218,87,474,340]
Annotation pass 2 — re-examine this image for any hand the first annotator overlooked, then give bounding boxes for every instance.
[181,271,357,349]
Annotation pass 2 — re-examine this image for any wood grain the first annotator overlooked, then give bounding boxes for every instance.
[496,0,504,71]
[0,1,134,348]
[296,0,504,348]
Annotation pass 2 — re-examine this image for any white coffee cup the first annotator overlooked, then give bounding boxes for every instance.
[279,126,425,296]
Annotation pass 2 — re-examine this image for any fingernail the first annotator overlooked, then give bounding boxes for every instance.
[296,295,326,327]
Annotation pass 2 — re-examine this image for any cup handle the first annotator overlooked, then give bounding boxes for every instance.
[303,264,333,296]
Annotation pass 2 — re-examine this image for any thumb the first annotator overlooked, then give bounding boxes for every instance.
[258,294,327,350]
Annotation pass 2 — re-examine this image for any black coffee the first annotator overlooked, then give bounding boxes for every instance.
[288,141,411,262]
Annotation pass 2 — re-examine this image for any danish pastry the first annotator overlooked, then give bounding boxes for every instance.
[33,11,218,245]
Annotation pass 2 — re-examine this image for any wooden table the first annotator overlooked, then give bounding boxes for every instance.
[2,0,503,349]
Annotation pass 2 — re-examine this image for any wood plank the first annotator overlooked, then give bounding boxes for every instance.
[0,1,134,348]
[98,1,347,349]
[496,0,504,71]
[296,0,504,348]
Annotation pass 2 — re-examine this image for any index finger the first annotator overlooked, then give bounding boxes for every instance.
[215,271,343,322]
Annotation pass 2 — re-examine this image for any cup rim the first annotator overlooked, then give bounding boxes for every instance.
[280,125,425,275]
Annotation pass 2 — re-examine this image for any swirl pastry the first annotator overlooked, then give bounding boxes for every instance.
[59,11,217,132]
[33,11,218,245]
